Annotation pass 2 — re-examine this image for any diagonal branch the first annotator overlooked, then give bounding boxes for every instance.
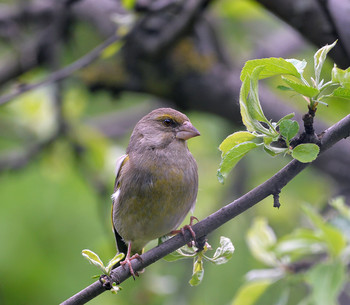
[61,114,350,305]
[0,34,120,106]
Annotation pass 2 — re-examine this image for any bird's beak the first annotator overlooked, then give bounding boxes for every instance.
[176,121,200,140]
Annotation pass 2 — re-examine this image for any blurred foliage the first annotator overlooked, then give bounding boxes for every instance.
[232,199,350,305]
[0,0,349,305]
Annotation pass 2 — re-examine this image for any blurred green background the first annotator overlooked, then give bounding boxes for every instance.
[0,0,347,304]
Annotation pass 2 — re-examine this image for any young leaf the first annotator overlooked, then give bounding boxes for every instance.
[263,145,289,157]
[189,257,204,286]
[314,41,337,86]
[329,87,350,100]
[105,252,125,275]
[306,260,346,305]
[245,268,285,282]
[163,248,196,262]
[276,113,295,125]
[82,249,106,274]
[240,66,277,136]
[330,197,350,220]
[101,41,124,59]
[160,236,197,261]
[110,282,122,294]
[246,218,278,267]
[217,141,259,183]
[231,280,274,305]
[219,132,258,157]
[286,58,307,76]
[121,0,136,9]
[277,85,293,91]
[302,205,346,257]
[282,77,319,98]
[240,66,269,132]
[274,228,325,258]
[240,58,301,81]
[291,143,320,163]
[331,65,350,88]
[210,236,235,265]
[279,120,299,143]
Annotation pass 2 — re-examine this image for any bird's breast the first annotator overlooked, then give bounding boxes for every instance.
[114,151,197,245]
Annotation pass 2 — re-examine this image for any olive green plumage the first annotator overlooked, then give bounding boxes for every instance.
[112,108,200,257]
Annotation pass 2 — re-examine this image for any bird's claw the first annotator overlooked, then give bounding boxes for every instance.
[171,216,199,247]
[120,254,143,280]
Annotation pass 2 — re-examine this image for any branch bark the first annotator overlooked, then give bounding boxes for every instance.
[61,114,350,305]
[255,0,350,68]
[0,34,120,106]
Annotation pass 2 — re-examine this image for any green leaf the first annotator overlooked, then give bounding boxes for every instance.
[210,236,235,265]
[331,65,350,88]
[101,41,123,59]
[330,197,350,220]
[105,252,125,275]
[291,143,320,163]
[240,66,277,136]
[282,77,319,98]
[263,145,289,157]
[219,132,258,156]
[245,268,285,282]
[160,236,197,261]
[189,256,204,286]
[306,260,346,305]
[276,113,295,125]
[247,218,278,266]
[279,120,299,143]
[240,66,269,129]
[231,280,274,305]
[314,41,337,85]
[286,58,307,76]
[82,249,106,274]
[240,58,301,81]
[163,248,196,262]
[110,282,122,294]
[274,228,325,259]
[302,205,347,257]
[330,87,350,100]
[277,85,293,91]
[121,0,136,9]
[217,141,259,183]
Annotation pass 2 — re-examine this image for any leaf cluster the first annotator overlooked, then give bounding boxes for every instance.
[160,236,235,286]
[218,42,350,183]
[232,197,350,305]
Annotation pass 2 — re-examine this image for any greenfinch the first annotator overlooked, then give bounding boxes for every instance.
[112,108,200,277]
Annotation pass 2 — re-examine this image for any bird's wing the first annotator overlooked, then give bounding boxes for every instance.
[111,154,129,254]
[112,154,128,196]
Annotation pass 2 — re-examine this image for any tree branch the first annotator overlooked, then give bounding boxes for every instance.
[61,114,350,305]
[0,34,120,106]
[129,0,211,57]
[255,0,350,68]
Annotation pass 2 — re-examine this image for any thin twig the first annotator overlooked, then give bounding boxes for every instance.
[130,0,211,57]
[61,114,350,305]
[0,34,120,106]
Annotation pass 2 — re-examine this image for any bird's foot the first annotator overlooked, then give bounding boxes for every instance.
[171,216,199,247]
[120,253,143,280]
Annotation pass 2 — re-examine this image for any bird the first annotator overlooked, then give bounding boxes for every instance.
[111,107,200,278]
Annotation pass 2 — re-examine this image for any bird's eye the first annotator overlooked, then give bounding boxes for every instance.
[163,118,175,127]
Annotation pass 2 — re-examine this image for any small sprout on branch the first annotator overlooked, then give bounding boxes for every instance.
[160,236,234,286]
[82,249,124,293]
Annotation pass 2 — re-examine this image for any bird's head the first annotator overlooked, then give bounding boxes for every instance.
[128,108,200,151]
